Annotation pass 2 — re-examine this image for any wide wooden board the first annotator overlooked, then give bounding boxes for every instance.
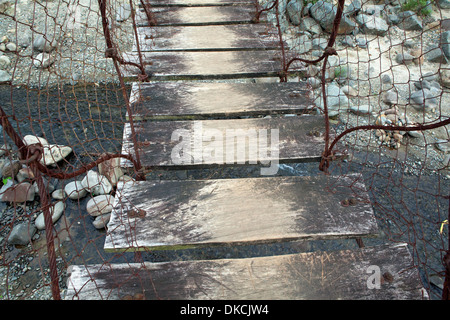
[66,244,428,300]
[133,24,279,51]
[120,50,289,80]
[120,116,332,168]
[103,174,378,252]
[142,0,253,6]
[136,6,259,26]
[128,81,313,120]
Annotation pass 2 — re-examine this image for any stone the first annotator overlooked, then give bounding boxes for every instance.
[397,11,423,31]
[35,201,66,230]
[395,52,415,65]
[314,84,349,111]
[355,37,368,48]
[425,47,447,64]
[33,52,54,69]
[86,194,114,216]
[98,156,124,187]
[8,223,37,246]
[64,181,88,200]
[0,182,35,203]
[116,4,132,22]
[81,170,112,195]
[341,85,358,97]
[0,70,11,83]
[350,104,372,115]
[355,14,389,35]
[51,189,65,200]
[435,139,449,153]
[1,160,21,179]
[441,31,450,59]
[342,35,355,47]
[32,34,58,53]
[93,213,111,229]
[0,55,10,69]
[298,17,322,35]
[41,144,72,166]
[310,1,356,34]
[381,74,392,84]
[33,177,55,194]
[344,0,361,16]
[286,0,303,26]
[409,89,438,111]
[6,42,16,51]
[307,77,321,89]
[439,0,450,9]
[383,90,398,105]
[16,167,35,183]
[23,135,49,146]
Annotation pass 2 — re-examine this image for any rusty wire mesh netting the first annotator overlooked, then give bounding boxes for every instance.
[0,0,448,300]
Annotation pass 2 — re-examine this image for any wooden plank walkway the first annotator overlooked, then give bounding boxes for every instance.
[143,0,253,6]
[104,174,378,252]
[120,116,331,168]
[133,24,280,52]
[66,244,427,300]
[121,50,289,80]
[63,0,429,300]
[128,81,313,120]
[136,6,259,26]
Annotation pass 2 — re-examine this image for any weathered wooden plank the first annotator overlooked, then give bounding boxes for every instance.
[136,6,259,26]
[120,116,331,168]
[66,244,428,300]
[128,82,313,120]
[142,0,253,7]
[103,173,377,252]
[120,50,294,80]
[133,24,280,52]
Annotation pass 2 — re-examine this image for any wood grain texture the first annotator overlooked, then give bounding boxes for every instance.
[133,24,280,52]
[136,6,258,26]
[120,50,292,80]
[66,244,428,300]
[142,0,253,6]
[128,81,313,120]
[120,115,333,168]
[103,174,378,252]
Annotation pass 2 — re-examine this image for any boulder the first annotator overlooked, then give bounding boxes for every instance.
[8,223,37,246]
[355,14,389,35]
[397,11,423,31]
[286,0,303,25]
[310,1,356,34]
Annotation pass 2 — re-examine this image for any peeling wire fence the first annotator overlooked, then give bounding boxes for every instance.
[0,0,448,300]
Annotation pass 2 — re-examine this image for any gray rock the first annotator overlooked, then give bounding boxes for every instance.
[395,52,415,65]
[397,11,423,30]
[314,84,349,110]
[310,1,356,34]
[344,0,362,16]
[33,52,54,69]
[409,89,438,111]
[435,139,449,153]
[342,35,355,47]
[312,37,328,50]
[35,201,66,230]
[86,194,114,216]
[0,55,11,69]
[2,160,21,178]
[64,181,88,200]
[81,170,112,196]
[426,47,448,64]
[8,223,37,246]
[307,77,321,89]
[383,89,399,105]
[298,17,322,35]
[51,189,65,200]
[286,0,303,25]
[116,4,132,22]
[93,213,111,229]
[355,14,389,35]
[6,42,16,51]
[41,144,72,166]
[1,182,35,203]
[350,104,372,115]
[381,74,392,84]
[32,34,58,53]
[438,0,450,8]
[387,13,399,25]
[356,37,368,48]
[0,70,11,83]
[441,31,450,59]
